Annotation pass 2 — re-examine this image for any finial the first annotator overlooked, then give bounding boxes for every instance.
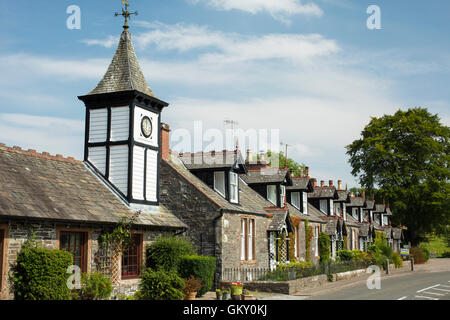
[115,0,138,31]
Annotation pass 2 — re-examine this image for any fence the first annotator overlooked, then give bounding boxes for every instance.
[223,260,372,282]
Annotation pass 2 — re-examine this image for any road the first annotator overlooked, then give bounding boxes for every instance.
[305,259,450,300]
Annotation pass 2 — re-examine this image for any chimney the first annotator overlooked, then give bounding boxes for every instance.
[320,180,325,188]
[246,149,253,163]
[338,180,342,190]
[362,189,366,200]
[312,178,317,188]
[161,123,171,161]
[305,167,310,178]
[259,151,265,162]
[329,180,333,187]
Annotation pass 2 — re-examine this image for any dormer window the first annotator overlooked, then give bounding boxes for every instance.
[280,185,286,206]
[352,207,358,219]
[229,172,239,204]
[320,199,327,214]
[302,192,308,215]
[267,185,277,205]
[291,192,300,210]
[214,171,226,197]
[329,199,334,216]
[343,203,347,221]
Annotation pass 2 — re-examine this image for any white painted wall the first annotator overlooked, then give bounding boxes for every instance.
[88,146,106,175]
[145,149,158,202]
[133,106,159,148]
[89,108,107,143]
[110,106,129,141]
[109,145,129,196]
[132,146,145,200]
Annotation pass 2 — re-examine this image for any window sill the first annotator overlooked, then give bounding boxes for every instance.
[240,260,257,265]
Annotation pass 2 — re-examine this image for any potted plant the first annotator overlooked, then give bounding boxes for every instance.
[230,282,243,300]
[216,289,223,300]
[222,289,231,300]
[183,276,203,300]
[241,289,255,301]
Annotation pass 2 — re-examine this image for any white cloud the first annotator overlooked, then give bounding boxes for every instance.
[0,113,84,159]
[188,0,323,23]
[81,35,118,48]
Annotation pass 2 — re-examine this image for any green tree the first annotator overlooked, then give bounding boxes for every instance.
[266,151,307,177]
[346,108,450,244]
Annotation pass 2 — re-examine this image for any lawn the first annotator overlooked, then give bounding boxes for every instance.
[419,234,450,258]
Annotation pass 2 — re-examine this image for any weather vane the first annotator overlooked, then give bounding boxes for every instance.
[115,0,138,30]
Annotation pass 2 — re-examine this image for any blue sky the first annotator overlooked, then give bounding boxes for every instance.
[0,0,449,188]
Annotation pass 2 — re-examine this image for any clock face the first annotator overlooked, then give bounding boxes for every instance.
[141,116,153,138]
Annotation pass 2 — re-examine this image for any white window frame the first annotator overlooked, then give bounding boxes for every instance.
[214,171,226,198]
[329,199,334,216]
[280,185,286,207]
[302,192,308,215]
[240,219,246,261]
[352,207,358,219]
[267,185,277,206]
[229,172,239,204]
[291,192,301,210]
[314,227,319,257]
[343,203,347,221]
[319,199,327,214]
[248,219,254,260]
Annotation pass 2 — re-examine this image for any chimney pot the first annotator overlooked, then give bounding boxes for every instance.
[246,149,253,163]
[362,189,366,199]
[320,180,325,188]
[329,180,333,187]
[312,178,317,188]
[338,180,342,190]
[305,167,310,177]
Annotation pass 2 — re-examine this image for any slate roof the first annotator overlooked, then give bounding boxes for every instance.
[86,30,157,98]
[0,145,186,229]
[179,151,246,172]
[336,190,350,202]
[374,204,386,213]
[241,168,292,185]
[267,211,294,233]
[304,203,327,224]
[164,151,273,215]
[359,224,370,237]
[345,214,361,228]
[324,219,338,235]
[392,228,402,240]
[383,227,392,239]
[286,177,313,192]
[364,200,375,210]
[308,187,339,199]
[348,196,366,207]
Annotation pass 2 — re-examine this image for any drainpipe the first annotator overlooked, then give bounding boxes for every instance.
[213,209,224,288]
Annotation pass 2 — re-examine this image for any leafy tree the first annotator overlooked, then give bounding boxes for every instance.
[265,151,307,177]
[346,108,450,244]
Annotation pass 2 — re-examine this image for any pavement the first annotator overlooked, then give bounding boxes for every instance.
[199,259,450,301]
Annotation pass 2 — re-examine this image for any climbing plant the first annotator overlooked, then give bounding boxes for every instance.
[304,220,313,262]
[319,232,331,263]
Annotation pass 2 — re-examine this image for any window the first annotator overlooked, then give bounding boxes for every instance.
[382,215,388,226]
[60,232,87,272]
[319,199,327,214]
[214,171,226,197]
[343,203,347,221]
[291,192,300,210]
[267,185,277,206]
[329,199,334,216]
[240,218,256,261]
[352,208,358,219]
[280,185,286,207]
[314,227,319,257]
[229,172,239,203]
[122,234,142,279]
[302,192,308,215]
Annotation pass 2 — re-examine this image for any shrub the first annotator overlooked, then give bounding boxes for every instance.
[78,273,113,300]
[410,247,429,264]
[337,250,354,261]
[138,268,185,300]
[318,233,331,263]
[146,236,194,271]
[391,252,403,268]
[352,250,373,264]
[11,240,73,300]
[183,276,203,296]
[178,255,216,297]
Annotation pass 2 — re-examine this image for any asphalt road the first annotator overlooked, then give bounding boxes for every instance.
[307,270,450,300]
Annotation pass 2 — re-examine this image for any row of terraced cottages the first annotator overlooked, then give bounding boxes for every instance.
[0,26,403,299]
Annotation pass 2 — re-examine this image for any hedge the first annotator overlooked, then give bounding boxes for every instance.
[178,255,216,297]
[11,241,73,300]
[137,268,185,300]
[318,233,331,263]
[146,236,194,271]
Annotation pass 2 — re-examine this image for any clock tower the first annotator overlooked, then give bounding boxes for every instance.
[78,19,168,207]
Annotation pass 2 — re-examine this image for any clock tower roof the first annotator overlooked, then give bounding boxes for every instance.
[86,29,157,99]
